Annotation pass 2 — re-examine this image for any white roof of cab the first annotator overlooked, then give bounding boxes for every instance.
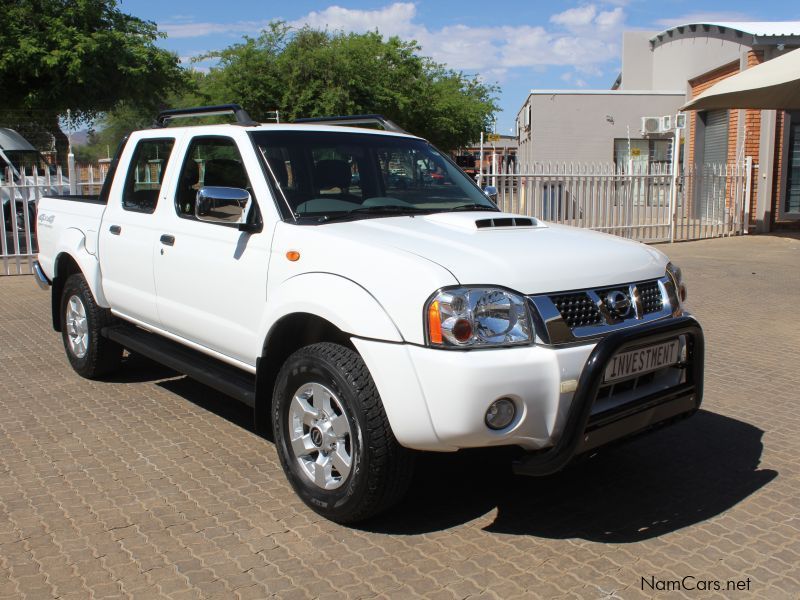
[136,122,421,140]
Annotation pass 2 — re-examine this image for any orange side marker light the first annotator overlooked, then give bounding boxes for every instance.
[286,251,301,262]
[428,300,443,344]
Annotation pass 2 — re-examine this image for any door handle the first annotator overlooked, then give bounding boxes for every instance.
[160,234,175,246]
[109,225,121,235]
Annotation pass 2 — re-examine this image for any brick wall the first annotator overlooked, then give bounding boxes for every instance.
[687,54,769,227]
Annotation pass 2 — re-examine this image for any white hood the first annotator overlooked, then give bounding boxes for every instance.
[327,212,667,294]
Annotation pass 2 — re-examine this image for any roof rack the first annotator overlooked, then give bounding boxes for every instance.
[155,104,258,128]
[293,114,408,134]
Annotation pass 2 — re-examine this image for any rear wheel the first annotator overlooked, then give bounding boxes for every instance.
[60,273,122,378]
[273,342,414,523]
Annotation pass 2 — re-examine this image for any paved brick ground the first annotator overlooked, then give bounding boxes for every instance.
[1,233,799,599]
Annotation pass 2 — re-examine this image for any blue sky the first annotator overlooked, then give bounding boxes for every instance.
[121,0,800,134]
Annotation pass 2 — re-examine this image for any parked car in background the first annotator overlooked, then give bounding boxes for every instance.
[0,127,55,233]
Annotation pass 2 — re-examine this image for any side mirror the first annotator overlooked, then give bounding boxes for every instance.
[195,186,250,225]
[483,185,498,203]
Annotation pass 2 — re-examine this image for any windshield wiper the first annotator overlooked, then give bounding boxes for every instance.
[319,205,433,223]
[446,203,499,212]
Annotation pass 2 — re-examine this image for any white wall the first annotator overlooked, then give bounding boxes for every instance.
[620,32,745,90]
[517,92,684,167]
[651,37,744,89]
[620,32,654,90]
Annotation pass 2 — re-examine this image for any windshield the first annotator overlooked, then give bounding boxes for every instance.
[251,130,496,221]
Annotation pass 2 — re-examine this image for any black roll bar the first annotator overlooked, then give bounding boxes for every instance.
[155,104,258,128]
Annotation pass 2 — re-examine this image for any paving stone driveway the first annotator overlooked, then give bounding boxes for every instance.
[1,234,799,600]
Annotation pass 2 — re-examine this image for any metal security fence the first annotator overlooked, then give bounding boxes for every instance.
[1,164,106,276]
[0,157,755,276]
[487,158,753,243]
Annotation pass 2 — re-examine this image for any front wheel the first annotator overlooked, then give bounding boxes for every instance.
[273,342,414,523]
[60,273,122,379]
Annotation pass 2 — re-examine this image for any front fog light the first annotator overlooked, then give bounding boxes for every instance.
[485,398,516,430]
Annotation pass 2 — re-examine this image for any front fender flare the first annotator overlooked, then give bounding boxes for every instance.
[261,272,404,344]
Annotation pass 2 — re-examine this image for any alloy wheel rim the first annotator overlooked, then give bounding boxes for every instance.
[65,295,89,359]
[288,382,353,490]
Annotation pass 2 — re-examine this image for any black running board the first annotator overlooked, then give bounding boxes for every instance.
[103,325,256,407]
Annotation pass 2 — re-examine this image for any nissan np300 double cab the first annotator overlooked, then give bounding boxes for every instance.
[33,105,703,523]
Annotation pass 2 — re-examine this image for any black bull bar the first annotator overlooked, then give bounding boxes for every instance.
[513,315,704,476]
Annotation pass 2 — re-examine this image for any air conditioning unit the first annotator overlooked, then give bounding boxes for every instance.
[641,116,662,135]
[675,113,687,129]
[661,115,672,131]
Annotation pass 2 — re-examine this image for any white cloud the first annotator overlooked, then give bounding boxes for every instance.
[550,6,598,29]
[596,8,625,29]
[160,20,269,39]
[293,3,418,38]
[289,3,625,75]
[161,2,627,79]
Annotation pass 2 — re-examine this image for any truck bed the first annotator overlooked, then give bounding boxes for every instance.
[36,195,106,280]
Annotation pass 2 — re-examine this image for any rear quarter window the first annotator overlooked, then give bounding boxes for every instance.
[122,138,175,213]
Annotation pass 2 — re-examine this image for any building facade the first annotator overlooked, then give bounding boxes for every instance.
[517,90,683,165]
[516,21,800,232]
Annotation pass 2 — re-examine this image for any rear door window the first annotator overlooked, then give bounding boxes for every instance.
[122,138,175,213]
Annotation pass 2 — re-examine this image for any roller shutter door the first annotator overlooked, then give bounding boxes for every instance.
[698,110,728,217]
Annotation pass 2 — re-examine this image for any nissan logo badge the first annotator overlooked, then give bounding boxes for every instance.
[606,290,632,316]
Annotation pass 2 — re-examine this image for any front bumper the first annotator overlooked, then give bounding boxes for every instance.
[353,315,704,468]
[513,315,704,475]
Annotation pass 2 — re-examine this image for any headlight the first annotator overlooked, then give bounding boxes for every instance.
[666,262,687,304]
[425,287,533,348]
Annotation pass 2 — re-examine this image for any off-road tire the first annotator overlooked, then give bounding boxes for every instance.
[60,273,122,378]
[273,342,414,523]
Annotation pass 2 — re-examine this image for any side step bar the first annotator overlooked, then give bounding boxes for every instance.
[103,325,256,407]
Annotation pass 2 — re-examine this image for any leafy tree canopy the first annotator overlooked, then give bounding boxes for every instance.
[196,23,498,151]
[74,22,498,158]
[0,0,187,156]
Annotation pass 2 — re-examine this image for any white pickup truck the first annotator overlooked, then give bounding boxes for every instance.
[33,105,704,523]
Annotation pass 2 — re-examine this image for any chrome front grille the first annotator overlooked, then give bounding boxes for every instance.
[530,275,680,345]
[550,293,602,328]
[638,280,664,314]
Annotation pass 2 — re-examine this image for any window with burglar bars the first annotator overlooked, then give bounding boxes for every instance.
[784,115,800,215]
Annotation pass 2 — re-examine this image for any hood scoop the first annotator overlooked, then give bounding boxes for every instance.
[475,216,538,229]
[422,211,543,231]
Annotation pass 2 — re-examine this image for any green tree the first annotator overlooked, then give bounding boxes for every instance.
[198,23,498,150]
[0,0,186,160]
[73,101,154,162]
